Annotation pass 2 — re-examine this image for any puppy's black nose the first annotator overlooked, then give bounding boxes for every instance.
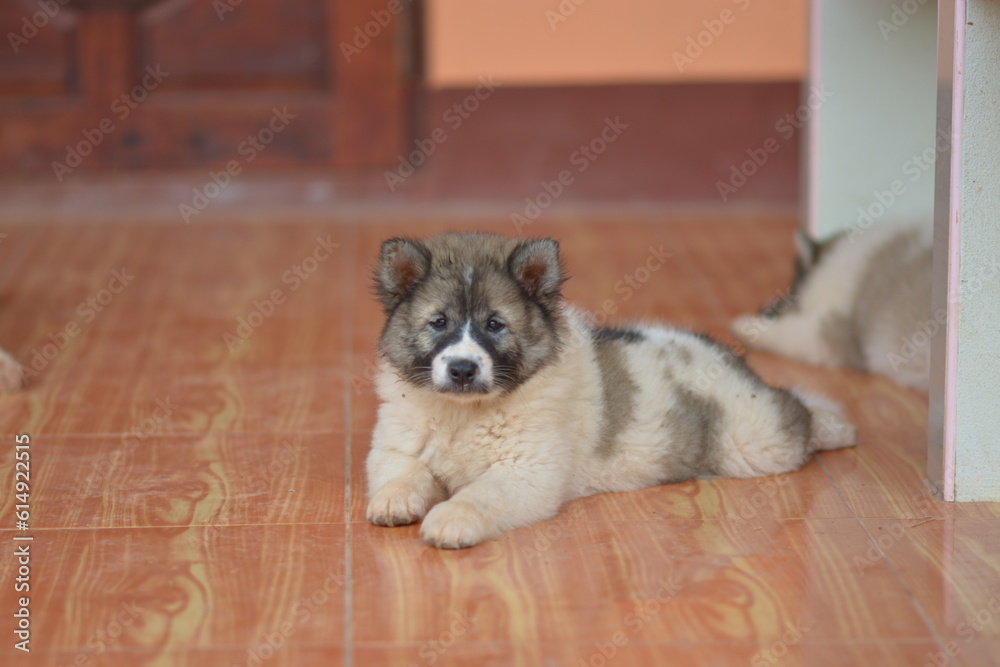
[447,359,478,387]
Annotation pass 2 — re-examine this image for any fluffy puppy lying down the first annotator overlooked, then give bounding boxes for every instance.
[366,233,855,548]
[730,220,932,391]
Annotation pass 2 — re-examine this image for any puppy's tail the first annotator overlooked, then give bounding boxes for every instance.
[791,389,857,452]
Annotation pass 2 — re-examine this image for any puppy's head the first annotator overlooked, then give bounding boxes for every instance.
[759,228,844,319]
[374,233,566,399]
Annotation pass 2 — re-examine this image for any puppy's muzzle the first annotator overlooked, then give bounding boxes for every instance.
[446,358,479,389]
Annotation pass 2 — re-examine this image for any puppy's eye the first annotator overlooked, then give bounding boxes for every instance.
[429,316,447,330]
[486,319,506,333]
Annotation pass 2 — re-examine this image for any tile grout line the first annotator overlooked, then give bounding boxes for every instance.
[817,456,949,652]
[815,456,863,523]
[4,514,970,535]
[341,225,357,667]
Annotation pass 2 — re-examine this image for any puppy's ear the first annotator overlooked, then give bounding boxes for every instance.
[794,228,818,271]
[376,238,430,309]
[760,228,816,319]
[509,238,564,303]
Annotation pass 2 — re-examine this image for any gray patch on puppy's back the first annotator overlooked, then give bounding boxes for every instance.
[674,345,693,366]
[665,345,700,391]
[655,343,693,372]
[594,340,639,457]
[593,327,645,344]
[659,387,723,482]
[694,332,764,386]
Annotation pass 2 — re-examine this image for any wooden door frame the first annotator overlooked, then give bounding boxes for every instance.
[0,0,419,171]
[330,0,420,169]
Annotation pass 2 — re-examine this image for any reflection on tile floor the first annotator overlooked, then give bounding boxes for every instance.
[1,217,998,666]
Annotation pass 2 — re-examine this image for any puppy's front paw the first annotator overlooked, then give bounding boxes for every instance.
[0,349,23,392]
[367,481,432,527]
[420,500,495,549]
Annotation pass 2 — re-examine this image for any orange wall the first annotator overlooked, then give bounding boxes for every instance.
[427,0,806,88]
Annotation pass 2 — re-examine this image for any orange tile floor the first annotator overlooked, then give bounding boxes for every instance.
[1,216,998,666]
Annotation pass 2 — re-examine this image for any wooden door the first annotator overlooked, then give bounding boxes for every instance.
[0,0,414,176]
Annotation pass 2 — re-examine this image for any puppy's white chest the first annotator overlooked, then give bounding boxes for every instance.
[419,409,519,492]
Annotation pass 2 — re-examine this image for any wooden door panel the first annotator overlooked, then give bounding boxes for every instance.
[138,0,329,91]
[0,0,413,173]
[0,2,77,95]
[102,96,333,168]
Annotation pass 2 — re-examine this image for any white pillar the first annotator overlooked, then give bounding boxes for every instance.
[806,0,938,239]
[929,0,1000,501]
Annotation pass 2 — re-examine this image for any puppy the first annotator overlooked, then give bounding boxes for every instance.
[366,233,855,548]
[730,220,932,391]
